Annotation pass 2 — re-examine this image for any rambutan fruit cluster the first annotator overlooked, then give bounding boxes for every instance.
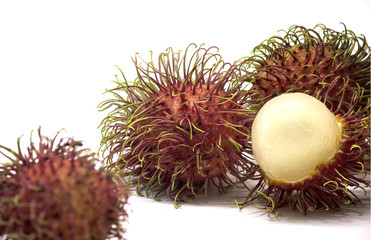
[0,129,129,240]
[237,24,370,214]
[99,44,255,206]
[98,24,369,215]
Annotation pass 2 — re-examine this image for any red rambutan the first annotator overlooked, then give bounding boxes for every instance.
[237,24,370,214]
[99,44,255,206]
[241,23,370,111]
[0,128,129,239]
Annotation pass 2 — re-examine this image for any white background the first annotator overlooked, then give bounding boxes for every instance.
[0,0,370,239]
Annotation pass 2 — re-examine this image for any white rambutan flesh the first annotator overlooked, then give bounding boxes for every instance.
[252,92,342,184]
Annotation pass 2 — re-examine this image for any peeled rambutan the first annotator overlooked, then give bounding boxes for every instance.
[237,24,370,214]
[0,128,129,240]
[99,44,255,206]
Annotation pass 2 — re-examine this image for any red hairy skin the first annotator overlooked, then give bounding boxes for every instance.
[241,24,370,113]
[99,44,256,206]
[237,24,370,214]
[0,129,129,240]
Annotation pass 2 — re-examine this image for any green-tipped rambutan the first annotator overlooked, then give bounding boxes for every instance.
[0,129,129,240]
[99,44,255,206]
[238,24,370,214]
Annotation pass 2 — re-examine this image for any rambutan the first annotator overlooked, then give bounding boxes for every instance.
[241,24,370,111]
[99,44,255,206]
[0,128,129,240]
[237,24,370,214]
